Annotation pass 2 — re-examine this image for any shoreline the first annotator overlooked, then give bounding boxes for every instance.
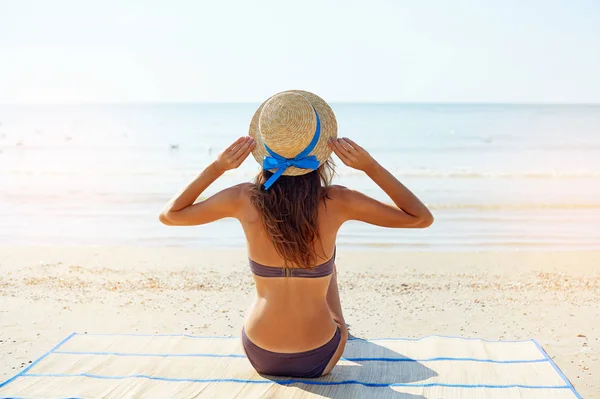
[1,246,598,396]
[3,243,600,252]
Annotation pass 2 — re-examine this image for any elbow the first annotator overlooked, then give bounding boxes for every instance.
[159,212,175,226]
[389,212,434,228]
[411,212,434,228]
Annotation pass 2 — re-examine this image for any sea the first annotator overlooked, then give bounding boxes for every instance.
[1,103,599,251]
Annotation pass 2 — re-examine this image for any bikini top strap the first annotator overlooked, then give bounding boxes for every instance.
[249,247,336,278]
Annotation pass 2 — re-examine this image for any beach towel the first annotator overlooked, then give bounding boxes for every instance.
[0,332,581,399]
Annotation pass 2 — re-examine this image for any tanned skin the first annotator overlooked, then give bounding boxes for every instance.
[160,136,433,375]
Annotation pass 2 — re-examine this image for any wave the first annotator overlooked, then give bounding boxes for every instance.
[2,190,599,211]
[2,168,600,180]
[3,140,600,152]
[349,170,600,179]
[426,203,600,210]
[352,241,600,249]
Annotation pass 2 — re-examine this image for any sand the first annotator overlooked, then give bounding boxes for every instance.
[0,246,598,397]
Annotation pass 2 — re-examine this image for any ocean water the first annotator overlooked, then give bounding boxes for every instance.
[1,103,599,251]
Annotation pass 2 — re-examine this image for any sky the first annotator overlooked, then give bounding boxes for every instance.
[0,0,599,104]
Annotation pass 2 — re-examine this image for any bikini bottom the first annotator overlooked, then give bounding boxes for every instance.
[241,326,341,378]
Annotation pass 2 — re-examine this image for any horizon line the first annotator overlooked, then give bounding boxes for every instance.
[1,101,600,106]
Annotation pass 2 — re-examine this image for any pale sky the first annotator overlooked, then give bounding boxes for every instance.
[1,0,599,104]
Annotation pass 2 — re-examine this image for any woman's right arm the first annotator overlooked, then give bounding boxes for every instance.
[328,137,433,228]
[159,136,255,226]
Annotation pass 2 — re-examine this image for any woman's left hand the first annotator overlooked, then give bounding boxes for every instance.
[328,137,376,172]
[214,136,256,172]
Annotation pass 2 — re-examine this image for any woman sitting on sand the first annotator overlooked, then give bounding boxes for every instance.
[159,90,433,378]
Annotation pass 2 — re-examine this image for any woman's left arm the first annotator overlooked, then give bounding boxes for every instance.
[159,136,255,226]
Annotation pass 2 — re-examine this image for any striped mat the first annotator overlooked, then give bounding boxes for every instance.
[0,332,581,399]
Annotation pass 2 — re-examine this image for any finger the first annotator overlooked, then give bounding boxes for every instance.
[235,140,256,160]
[229,141,250,157]
[228,136,249,152]
[234,142,256,166]
[339,145,358,163]
[232,140,251,159]
[329,139,346,154]
[328,139,344,156]
[328,140,342,158]
[337,140,359,164]
[233,138,254,159]
[343,138,364,152]
[331,138,350,153]
[224,137,245,153]
[340,140,359,160]
[337,138,355,153]
[330,140,352,164]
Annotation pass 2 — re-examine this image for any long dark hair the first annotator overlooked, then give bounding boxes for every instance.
[249,159,335,268]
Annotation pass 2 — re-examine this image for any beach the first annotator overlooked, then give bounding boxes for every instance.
[1,104,599,396]
[1,246,598,397]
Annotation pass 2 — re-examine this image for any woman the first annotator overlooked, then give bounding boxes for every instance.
[159,90,433,378]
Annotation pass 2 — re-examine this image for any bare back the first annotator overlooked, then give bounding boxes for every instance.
[238,184,344,353]
[159,135,433,363]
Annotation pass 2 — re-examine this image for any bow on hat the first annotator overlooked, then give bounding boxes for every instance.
[262,108,322,190]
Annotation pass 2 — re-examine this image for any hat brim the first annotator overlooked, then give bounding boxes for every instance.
[249,90,338,176]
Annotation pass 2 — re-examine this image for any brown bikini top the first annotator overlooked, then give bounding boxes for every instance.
[249,248,336,278]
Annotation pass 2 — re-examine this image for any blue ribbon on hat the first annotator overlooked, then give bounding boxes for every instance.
[262,108,322,190]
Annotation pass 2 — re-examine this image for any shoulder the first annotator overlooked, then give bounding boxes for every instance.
[326,184,347,197]
[211,183,254,210]
[322,185,363,226]
[234,182,262,223]
[323,185,358,215]
[236,182,255,194]
[234,182,257,209]
[324,185,382,222]
[213,182,253,197]
[326,185,358,203]
[231,182,255,202]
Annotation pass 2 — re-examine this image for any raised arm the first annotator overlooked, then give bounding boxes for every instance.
[328,137,433,228]
[159,136,255,226]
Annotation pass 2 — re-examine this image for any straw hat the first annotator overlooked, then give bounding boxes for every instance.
[249,90,338,176]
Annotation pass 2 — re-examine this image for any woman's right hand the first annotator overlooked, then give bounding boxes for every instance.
[328,137,376,172]
[215,136,256,173]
